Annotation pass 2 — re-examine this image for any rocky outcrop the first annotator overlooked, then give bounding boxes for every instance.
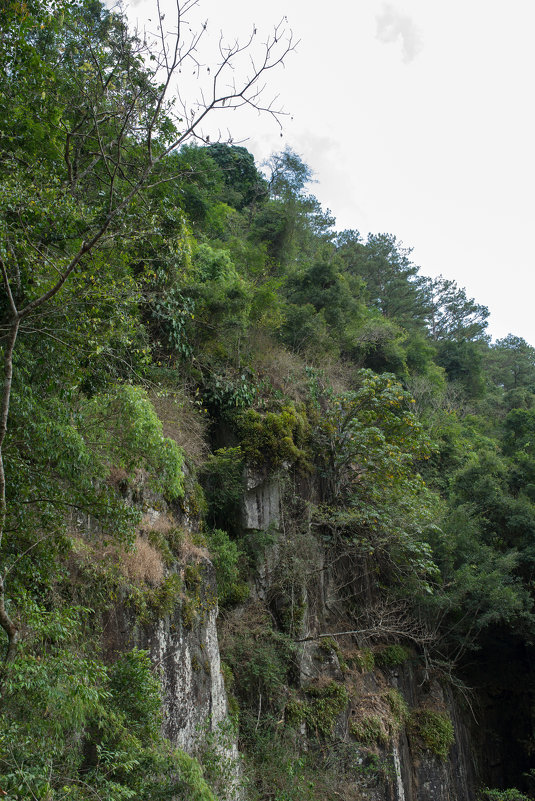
[242,467,280,531]
[101,466,480,801]
[238,465,478,801]
[144,560,225,750]
[100,487,235,759]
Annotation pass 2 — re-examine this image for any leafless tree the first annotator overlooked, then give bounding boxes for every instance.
[294,598,436,647]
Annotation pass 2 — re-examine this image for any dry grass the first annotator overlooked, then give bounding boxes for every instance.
[106,465,130,487]
[139,511,208,562]
[121,534,164,585]
[250,332,355,404]
[69,530,165,587]
[149,388,208,466]
[250,334,311,403]
[69,507,209,595]
[349,691,392,745]
[218,600,271,650]
[139,511,176,534]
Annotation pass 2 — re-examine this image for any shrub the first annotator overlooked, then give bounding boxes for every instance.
[108,648,162,740]
[349,688,409,748]
[384,688,409,729]
[131,573,183,622]
[202,370,257,414]
[174,749,218,801]
[317,637,348,672]
[206,528,250,606]
[408,707,454,760]
[479,789,531,801]
[221,604,296,715]
[374,644,410,668]
[238,404,310,469]
[201,447,245,534]
[287,681,349,738]
[348,648,375,672]
[86,385,186,500]
[147,521,186,566]
[350,714,388,746]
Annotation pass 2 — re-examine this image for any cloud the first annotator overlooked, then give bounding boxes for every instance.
[375,4,423,64]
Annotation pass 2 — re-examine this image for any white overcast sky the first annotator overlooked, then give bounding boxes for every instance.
[125,0,535,345]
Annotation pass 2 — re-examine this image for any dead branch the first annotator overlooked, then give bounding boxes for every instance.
[295,599,436,647]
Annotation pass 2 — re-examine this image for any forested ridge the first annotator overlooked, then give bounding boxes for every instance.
[2,2,535,799]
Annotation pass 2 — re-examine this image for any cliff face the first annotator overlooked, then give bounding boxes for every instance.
[238,469,478,801]
[103,469,480,801]
[295,574,477,801]
[144,560,226,750]
[100,487,236,764]
[394,671,475,801]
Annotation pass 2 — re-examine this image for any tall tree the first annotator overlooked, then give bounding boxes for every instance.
[487,335,535,391]
[424,275,489,342]
[337,231,430,333]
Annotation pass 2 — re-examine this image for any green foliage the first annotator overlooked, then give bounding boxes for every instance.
[241,724,370,801]
[349,714,389,747]
[424,500,535,654]
[408,707,454,760]
[425,274,489,342]
[348,312,410,377]
[267,147,314,199]
[374,644,410,668]
[478,789,531,801]
[283,247,363,356]
[487,335,535,392]
[222,605,296,715]
[0,597,218,800]
[435,339,486,397]
[205,528,249,607]
[384,689,409,728]
[317,637,348,671]
[207,143,268,210]
[312,371,439,591]
[173,750,218,801]
[238,405,310,468]
[141,574,183,622]
[147,526,186,567]
[108,649,162,740]
[197,717,241,801]
[84,385,185,500]
[337,231,430,335]
[287,681,349,739]
[202,371,257,413]
[177,563,216,631]
[188,244,254,365]
[349,689,408,748]
[348,649,375,673]
[201,447,245,535]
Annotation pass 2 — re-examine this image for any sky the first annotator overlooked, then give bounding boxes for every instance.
[125,0,535,345]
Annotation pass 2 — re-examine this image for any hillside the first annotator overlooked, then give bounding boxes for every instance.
[2,2,535,800]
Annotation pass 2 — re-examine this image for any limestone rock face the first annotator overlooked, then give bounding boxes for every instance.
[145,560,227,750]
[103,553,233,753]
[101,487,235,760]
[242,467,280,531]
[103,471,477,801]
[395,672,475,801]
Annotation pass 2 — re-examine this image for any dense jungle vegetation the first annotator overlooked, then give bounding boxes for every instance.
[2,1,535,799]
